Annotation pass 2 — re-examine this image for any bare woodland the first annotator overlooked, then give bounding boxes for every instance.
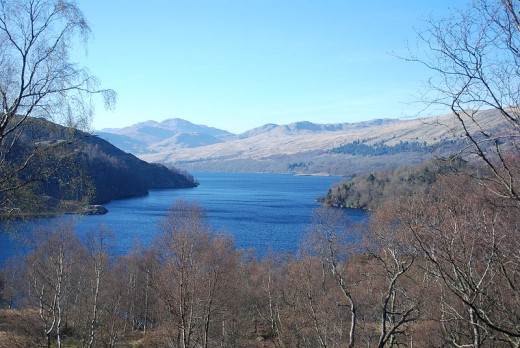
[1,173,519,347]
[1,0,520,346]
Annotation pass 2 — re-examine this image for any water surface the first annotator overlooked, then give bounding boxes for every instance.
[1,172,366,264]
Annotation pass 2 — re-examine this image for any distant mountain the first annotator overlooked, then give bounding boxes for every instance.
[151,132,224,152]
[99,110,508,176]
[2,117,198,218]
[98,118,404,155]
[98,118,234,153]
[238,123,279,138]
[95,131,150,154]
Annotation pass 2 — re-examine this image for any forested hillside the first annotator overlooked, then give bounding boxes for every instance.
[318,157,466,210]
[0,118,197,218]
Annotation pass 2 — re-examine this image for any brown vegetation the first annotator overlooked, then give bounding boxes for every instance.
[1,174,518,347]
[1,0,519,346]
[318,157,466,210]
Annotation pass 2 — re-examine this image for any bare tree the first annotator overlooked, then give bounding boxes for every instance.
[408,0,520,202]
[152,201,241,348]
[399,174,520,346]
[79,226,112,348]
[367,203,423,347]
[304,207,359,348]
[281,255,351,348]
[0,0,115,210]
[22,221,83,348]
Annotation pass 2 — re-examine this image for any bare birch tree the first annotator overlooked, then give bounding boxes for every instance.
[367,203,423,347]
[153,201,240,348]
[23,221,83,348]
[0,0,115,214]
[400,174,520,346]
[408,0,520,202]
[305,207,359,348]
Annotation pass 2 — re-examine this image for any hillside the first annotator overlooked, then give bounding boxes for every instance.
[1,118,198,218]
[99,109,508,175]
[318,157,467,210]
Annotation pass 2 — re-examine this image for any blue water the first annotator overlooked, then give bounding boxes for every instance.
[0,172,366,264]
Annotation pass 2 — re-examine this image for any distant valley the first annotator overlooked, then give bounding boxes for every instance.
[98,109,506,175]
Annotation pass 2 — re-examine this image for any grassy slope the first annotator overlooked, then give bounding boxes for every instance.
[139,109,505,175]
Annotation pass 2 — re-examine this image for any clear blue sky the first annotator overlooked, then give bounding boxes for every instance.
[74,0,467,133]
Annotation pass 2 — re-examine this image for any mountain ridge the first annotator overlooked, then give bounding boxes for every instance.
[98,110,507,176]
[97,117,402,154]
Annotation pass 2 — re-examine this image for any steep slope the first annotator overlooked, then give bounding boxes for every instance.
[1,117,197,217]
[81,134,198,204]
[238,123,279,138]
[95,131,150,154]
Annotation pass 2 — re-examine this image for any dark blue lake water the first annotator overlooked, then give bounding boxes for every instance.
[0,172,366,264]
